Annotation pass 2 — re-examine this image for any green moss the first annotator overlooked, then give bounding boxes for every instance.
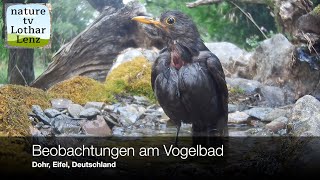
[311,4,320,16]
[105,56,156,102]
[48,76,109,104]
[0,94,30,136]
[0,85,51,109]
[228,85,245,95]
[0,85,51,136]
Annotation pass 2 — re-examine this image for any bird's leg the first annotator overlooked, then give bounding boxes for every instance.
[175,123,181,147]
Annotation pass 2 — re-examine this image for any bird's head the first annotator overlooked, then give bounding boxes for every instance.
[132,11,204,57]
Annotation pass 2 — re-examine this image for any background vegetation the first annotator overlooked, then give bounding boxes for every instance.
[0,0,319,84]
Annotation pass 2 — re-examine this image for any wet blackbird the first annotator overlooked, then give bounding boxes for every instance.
[132,11,228,146]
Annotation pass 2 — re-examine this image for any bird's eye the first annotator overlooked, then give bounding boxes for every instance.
[166,17,175,25]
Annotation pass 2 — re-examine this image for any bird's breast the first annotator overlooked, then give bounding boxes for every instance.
[170,49,185,70]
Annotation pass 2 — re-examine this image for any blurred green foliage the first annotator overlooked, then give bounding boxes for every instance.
[35,0,96,66]
[143,0,277,49]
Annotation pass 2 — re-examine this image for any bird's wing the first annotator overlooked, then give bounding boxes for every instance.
[151,48,170,91]
[201,51,228,114]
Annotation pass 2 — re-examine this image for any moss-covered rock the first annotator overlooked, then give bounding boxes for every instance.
[0,85,51,136]
[0,94,30,136]
[105,56,155,102]
[48,76,109,104]
[0,85,51,108]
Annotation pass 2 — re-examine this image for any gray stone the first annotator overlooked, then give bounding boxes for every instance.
[205,42,251,78]
[51,115,82,134]
[229,131,247,137]
[228,104,249,113]
[289,95,320,136]
[51,98,73,110]
[30,126,42,136]
[228,104,238,113]
[110,48,159,72]
[104,104,116,112]
[227,77,292,107]
[133,96,151,106]
[82,115,112,136]
[84,102,105,110]
[44,108,61,118]
[42,125,51,129]
[228,111,250,124]
[32,105,51,125]
[249,120,265,128]
[68,104,85,118]
[226,77,261,95]
[260,85,285,107]
[112,126,124,136]
[265,117,288,133]
[35,122,44,129]
[39,128,54,137]
[79,108,100,119]
[244,107,274,120]
[249,34,319,101]
[117,105,140,126]
[246,128,274,136]
[262,108,288,122]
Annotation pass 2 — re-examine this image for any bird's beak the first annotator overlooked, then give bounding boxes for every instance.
[132,16,164,29]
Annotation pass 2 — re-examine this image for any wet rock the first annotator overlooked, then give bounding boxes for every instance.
[205,42,251,78]
[104,104,116,112]
[112,126,124,136]
[29,117,37,126]
[289,95,320,136]
[244,107,274,120]
[229,131,247,137]
[79,107,100,119]
[42,125,51,129]
[30,126,42,136]
[133,96,151,106]
[84,102,105,110]
[265,117,288,133]
[39,127,54,137]
[32,105,51,125]
[44,108,61,118]
[262,108,288,122]
[246,128,274,136]
[260,86,285,107]
[110,48,159,72]
[51,98,73,110]
[227,77,290,107]
[82,115,111,136]
[249,34,320,100]
[117,105,140,125]
[35,122,44,129]
[143,108,162,117]
[68,104,85,118]
[226,77,261,95]
[228,104,238,113]
[249,120,265,128]
[228,111,249,124]
[51,115,82,134]
[104,114,121,127]
[228,104,249,113]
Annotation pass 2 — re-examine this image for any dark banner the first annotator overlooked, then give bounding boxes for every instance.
[1,137,320,177]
